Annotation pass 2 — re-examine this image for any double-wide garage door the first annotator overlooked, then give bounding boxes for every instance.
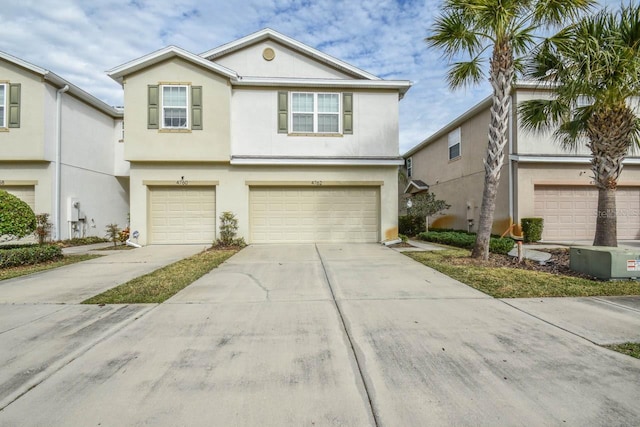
[149,186,216,244]
[250,187,380,243]
[534,185,640,240]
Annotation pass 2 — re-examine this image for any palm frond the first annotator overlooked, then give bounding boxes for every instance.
[426,10,484,59]
[447,58,486,89]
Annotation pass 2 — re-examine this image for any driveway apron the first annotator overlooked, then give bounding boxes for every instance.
[1,244,640,426]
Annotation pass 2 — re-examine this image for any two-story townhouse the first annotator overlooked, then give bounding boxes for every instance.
[403,82,640,241]
[108,29,411,245]
[0,51,129,241]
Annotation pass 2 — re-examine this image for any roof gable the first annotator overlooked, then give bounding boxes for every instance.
[200,28,380,81]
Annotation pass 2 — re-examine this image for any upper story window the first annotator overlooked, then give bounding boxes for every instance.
[162,85,188,129]
[147,84,202,131]
[291,92,340,133]
[448,127,461,160]
[406,157,413,177]
[0,84,5,128]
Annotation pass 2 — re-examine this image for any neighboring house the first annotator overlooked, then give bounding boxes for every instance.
[107,28,411,245]
[0,51,129,241]
[403,82,640,241]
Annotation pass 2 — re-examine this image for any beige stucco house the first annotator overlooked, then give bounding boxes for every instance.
[107,29,411,245]
[403,82,640,241]
[0,51,129,240]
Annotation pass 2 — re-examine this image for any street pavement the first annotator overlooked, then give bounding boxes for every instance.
[0,244,639,426]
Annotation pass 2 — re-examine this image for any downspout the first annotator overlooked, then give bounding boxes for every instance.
[508,91,515,225]
[54,85,69,240]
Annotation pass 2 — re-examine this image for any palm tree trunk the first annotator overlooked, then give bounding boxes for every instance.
[472,42,513,260]
[594,187,618,246]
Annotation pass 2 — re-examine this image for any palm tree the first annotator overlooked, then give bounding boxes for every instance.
[519,4,640,247]
[426,0,594,259]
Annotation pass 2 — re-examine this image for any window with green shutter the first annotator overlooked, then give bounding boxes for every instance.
[8,84,21,128]
[147,85,159,129]
[191,86,202,130]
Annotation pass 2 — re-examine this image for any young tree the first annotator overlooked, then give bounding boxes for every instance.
[519,4,640,246]
[407,192,451,232]
[426,0,594,259]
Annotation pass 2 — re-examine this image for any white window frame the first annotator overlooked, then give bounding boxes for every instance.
[161,85,189,129]
[406,157,413,178]
[0,83,6,128]
[448,127,461,160]
[290,92,341,134]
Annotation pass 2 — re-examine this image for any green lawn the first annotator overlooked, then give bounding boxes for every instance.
[0,254,102,281]
[83,249,237,304]
[605,343,640,359]
[406,249,640,298]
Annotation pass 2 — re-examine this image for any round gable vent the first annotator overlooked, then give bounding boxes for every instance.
[262,47,275,61]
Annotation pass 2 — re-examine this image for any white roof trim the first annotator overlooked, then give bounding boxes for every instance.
[0,50,121,117]
[511,155,640,164]
[200,28,381,81]
[404,180,430,194]
[107,45,239,84]
[230,156,404,166]
[234,76,411,95]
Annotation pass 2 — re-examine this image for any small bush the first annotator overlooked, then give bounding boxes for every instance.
[118,227,130,243]
[399,234,408,243]
[35,213,53,245]
[214,212,246,248]
[0,190,36,239]
[105,224,120,247]
[0,244,63,268]
[399,215,426,236]
[521,218,544,243]
[418,230,514,254]
[58,236,109,247]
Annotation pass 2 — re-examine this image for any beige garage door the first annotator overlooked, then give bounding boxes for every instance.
[250,187,379,243]
[534,185,640,240]
[3,186,35,211]
[149,186,215,244]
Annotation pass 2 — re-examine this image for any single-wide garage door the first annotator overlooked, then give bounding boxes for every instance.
[3,186,35,211]
[534,185,640,240]
[149,186,215,244]
[250,187,379,243]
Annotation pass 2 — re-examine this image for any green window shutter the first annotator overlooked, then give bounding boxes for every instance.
[147,85,159,129]
[191,86,203,130]
[277,91,288,134]
[8,83,21,128]
[343,93,353,134]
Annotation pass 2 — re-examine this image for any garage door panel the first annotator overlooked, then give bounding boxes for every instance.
[250,187,379,243]
[534,185,640,240]
[149,186,215,244]
[3,186,35,211]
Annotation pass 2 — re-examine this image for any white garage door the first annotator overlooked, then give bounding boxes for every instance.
[250,187,379,243]
[3,186,35,211]
[149,186,216,244]
[534,185,640,240]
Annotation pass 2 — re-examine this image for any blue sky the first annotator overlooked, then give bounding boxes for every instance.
[0,0,623,153]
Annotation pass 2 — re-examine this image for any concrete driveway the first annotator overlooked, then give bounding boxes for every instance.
[1,244,640,426]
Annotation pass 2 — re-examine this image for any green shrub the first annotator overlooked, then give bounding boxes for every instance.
[418,230,514,254]
[105,224,120,247]
[399,234,408,243]
[399,215,426,236]
[521,218,544,243]
[35,213,53,245]
[0,244,63,268]
[214,212,246,248]
[60,236,109,246]
[0,190,36,239]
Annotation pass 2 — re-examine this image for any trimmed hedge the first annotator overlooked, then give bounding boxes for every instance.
[0,190,36,238]
[0,245,63,268]
[418,230,515,255]
[521,218,544,243]
[398,215,426,237]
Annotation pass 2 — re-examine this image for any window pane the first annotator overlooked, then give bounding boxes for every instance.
[449,143,460,159]
[292,93,313,112]
[163,86,187,107]
[318,94,338,113]
[293,113,313,132]
[0,85,4,127]
[318,114,338,132]
[0,85,4,105]
[164,108,187,128]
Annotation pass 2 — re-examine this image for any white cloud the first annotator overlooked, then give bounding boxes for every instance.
[0,0,622,153]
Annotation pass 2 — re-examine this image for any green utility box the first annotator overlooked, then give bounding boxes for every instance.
[570,246,640,280]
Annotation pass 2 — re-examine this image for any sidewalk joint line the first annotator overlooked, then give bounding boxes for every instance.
[315,244,380,427]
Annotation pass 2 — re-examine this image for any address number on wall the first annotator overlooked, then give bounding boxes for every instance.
[311,181,323,186]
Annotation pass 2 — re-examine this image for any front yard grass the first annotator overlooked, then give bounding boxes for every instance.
[605,343,640,359]
[82,248,237,304]
[0,254,102,281]
[406,249,640,298]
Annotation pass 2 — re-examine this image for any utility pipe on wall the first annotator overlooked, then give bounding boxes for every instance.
[54,85,69,240]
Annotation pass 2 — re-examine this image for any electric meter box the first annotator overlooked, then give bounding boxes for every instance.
[570,246,640,280]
